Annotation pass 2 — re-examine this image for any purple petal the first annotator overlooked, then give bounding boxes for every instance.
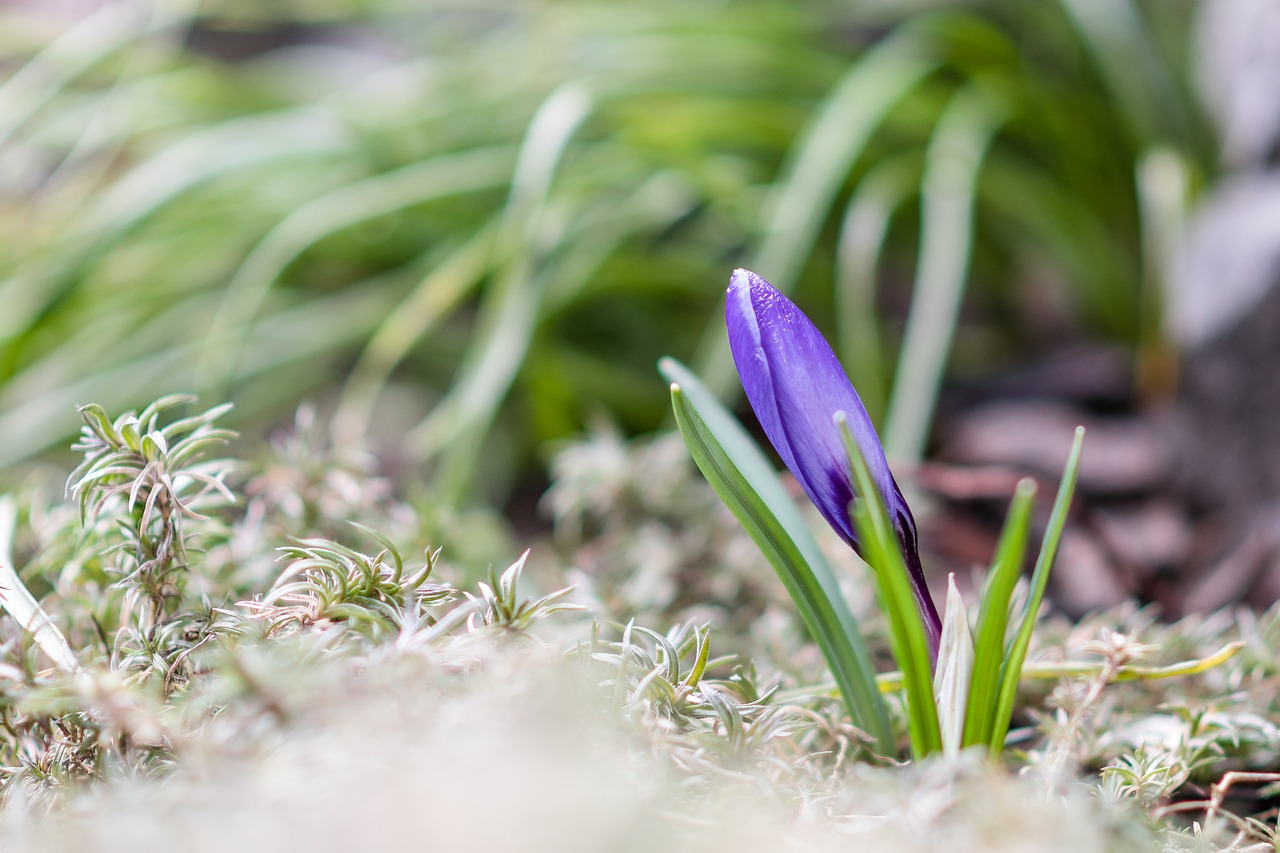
[726,271,797,474]
[726,268,941,651]
[727,269,890,542]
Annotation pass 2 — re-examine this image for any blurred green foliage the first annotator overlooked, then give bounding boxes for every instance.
[0,0,1212,500]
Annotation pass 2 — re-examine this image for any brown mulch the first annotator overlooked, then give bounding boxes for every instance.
[922,340,1280,619]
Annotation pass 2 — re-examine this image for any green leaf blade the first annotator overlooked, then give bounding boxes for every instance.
[838,414,941,759]
[962,477,1036,750]
[660,357,893,756]
[989,427,1086,753]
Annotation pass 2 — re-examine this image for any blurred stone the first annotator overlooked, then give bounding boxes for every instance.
[1174,254,1280,511]
[1092,501,1192,584]
[920,509,1001,580]
[1171,173,1280,348]
[916,462,1026,501]
[1251,546,1280,608]
[941,401,1170,495]
[1180,516,1279,612]
[949,345,1134,411]
[1051,529,1130,616]
[1196,0,1280,168]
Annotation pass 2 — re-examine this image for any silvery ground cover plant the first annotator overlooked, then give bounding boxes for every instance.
[2,1,1280,851]
[0,269,1271,852]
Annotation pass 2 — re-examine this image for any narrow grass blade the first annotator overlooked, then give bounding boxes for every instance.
[838,414,941,759]
[661,358,893,755]
[1134,148,1187,398]
[0,3,171,149]
[78,110,353,242]
[750,31,936,291]
[989,427,1086,751]
[980,159,1136,334]
[884,82,1006,463]
[201,144,516,386]
[1059,0,1190,144]
[333,227,495,444]
[1025,641,1244,682]
[830,640,1243,699]
[962,477,1036,749]
[0,284,389,469]
[835,154,921,425]
[409,84,593,494]
[693,30,937,396]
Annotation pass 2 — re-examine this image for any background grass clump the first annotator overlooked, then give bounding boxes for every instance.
[0,0,1214,495]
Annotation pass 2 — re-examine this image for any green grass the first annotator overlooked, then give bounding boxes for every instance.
[0,0,1214,501]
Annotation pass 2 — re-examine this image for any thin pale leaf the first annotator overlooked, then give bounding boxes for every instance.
[0,497,77,672]
[934,575,974,756]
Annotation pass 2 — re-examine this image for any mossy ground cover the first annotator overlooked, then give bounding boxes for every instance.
[0,402,1274,852]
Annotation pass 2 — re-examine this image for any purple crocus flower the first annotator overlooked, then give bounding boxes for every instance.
[726,268,942,655]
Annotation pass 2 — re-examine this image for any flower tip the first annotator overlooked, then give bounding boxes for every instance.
[728,267,767,296]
